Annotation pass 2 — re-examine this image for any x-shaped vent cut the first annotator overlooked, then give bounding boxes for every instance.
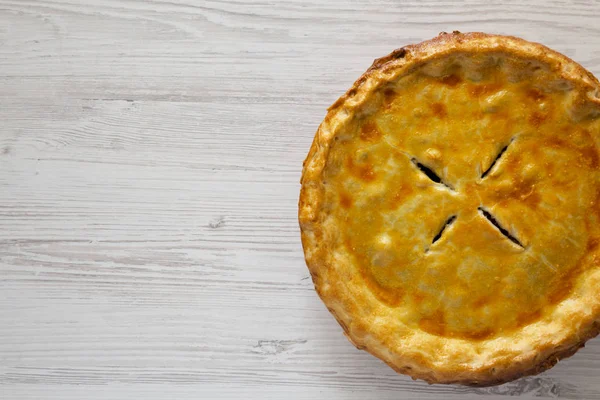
[413,141,524,249]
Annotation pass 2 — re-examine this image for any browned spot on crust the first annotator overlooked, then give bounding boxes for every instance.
[594,187,600,213]
[544,135,598,169]
[529,111,547,127]
[359,165,376,182]
[580,145,599,169]
[383,88,396,108]
[588,238,600,251]
[522,190,541,209]
[470,82,502,97]
[489,177,541,210]
[431,102,448,118]
[544,136,567,149]
[441,74,462,87]
[419,311,446,336]
[368,285,404,307]
[390,48,407,59]
[347,156,376,182]
[463,329,495,341]
[473,296,492,309]
[516,309,542,327]
[420,313,495,340]
[548,280,573,305]
[360,121,382,142]
[343,238,355,252]
[413,292,425,304]
[367,48,408,76]
[526,88,546,101]
[340,191,353,209]
[387,184,414,210]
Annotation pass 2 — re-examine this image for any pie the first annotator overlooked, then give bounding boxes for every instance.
[298,32,600,386]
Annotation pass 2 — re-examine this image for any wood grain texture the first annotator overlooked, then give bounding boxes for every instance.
[1,0,600,399]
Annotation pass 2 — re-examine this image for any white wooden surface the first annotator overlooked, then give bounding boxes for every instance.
[1,1,600,399]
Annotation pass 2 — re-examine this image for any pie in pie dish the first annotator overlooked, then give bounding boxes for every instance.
[299,32,600,386]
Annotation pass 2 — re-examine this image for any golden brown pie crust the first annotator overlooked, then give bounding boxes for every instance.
[299,32,600,386]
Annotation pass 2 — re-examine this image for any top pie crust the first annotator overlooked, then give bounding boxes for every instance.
[299,32,600,385]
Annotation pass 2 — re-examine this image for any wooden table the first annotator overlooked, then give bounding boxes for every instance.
[1,1,600,398]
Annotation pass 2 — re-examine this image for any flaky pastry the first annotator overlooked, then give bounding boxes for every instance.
[299,32,600,385]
